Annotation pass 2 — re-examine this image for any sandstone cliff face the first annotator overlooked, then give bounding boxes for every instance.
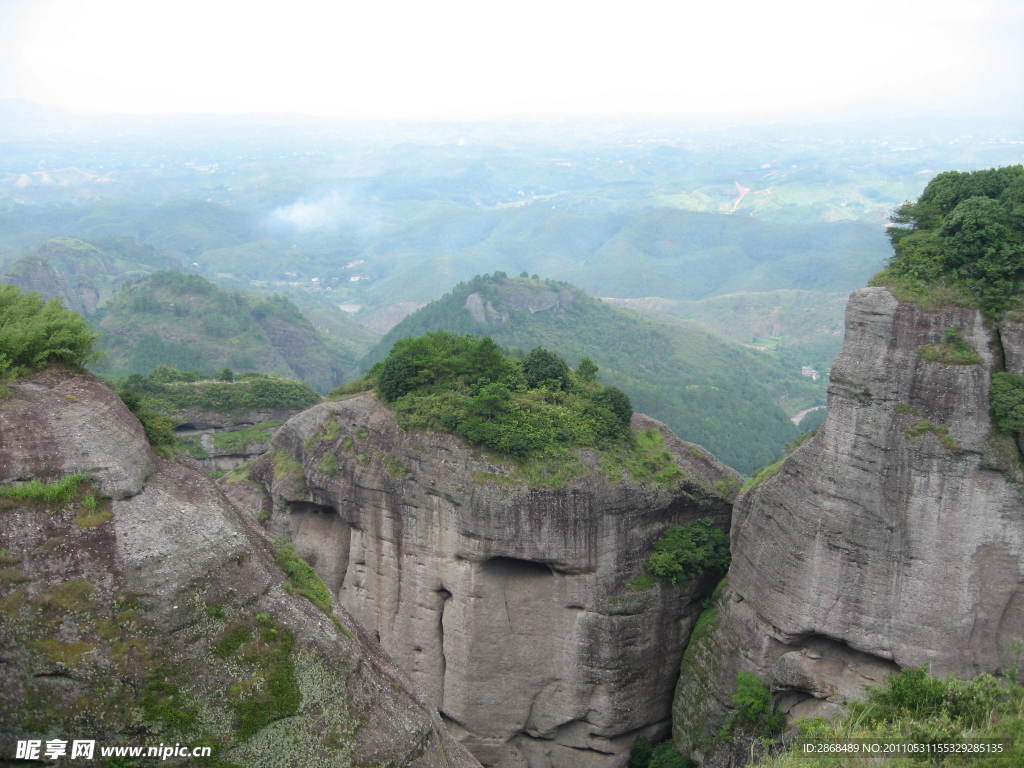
[247,394,739,768]
[673,287,1024,763]
[0,369,476,768]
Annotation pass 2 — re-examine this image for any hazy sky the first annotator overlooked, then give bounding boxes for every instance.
[1,0,1021,122]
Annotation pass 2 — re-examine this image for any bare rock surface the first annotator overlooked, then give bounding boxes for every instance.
[245,393,739,768]
[0,369,476,768]
[672,287,1024,764]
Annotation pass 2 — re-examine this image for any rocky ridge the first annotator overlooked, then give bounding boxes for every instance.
[237,392,740,768]
[0,368,477,767]
[672,287,1024,764]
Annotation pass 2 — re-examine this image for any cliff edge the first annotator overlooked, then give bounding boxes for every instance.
[673,286,1024,764]
[238,392,741,768]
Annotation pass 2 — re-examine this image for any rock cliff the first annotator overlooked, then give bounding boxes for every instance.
[673,287,1024,763]
[242,393,740,768]
[0,368,477,768]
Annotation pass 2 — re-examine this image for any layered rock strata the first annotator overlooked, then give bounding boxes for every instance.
[673,287,1024,763]
[247,394,739,768]
[0,368,476,768]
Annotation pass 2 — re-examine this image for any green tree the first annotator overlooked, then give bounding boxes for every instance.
[0,285,98,380]
[576,357,599,382]
[522,347,570,390]
[645,519,730,585]
[730,671,785,736]
[992,372,1024,433]
[597,386,632,427]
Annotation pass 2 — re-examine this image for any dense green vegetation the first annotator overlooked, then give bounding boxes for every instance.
[644,519,730,586]
[374,331,632,458]
[630,737,693,768]
[274,541,334,616]
[916,326,983,365]
[753,665,1024,768]
[115,385,178,456]
[0,474,90,505]
[991,372,1024,434]
[94,271,351,392]
[363,274,822,474]
[0,284,98,381]
[723,671,785,738]
[116,366,321,415]
[876,165,1024,316]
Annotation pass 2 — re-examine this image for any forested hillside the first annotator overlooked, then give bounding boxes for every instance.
[94,272,356,392]
[363,273,823,473]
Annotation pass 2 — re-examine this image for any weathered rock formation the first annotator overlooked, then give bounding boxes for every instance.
[175,406,300,472]
[0,368,477,768]
[673,287,1024,763]
[243,393,740,768]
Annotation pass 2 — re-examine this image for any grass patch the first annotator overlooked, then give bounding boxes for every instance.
[713,475,741,498]
[223,459,253,484]
[231,621,300,738]
[214,623,252,658]
[43,579,96,612]
[871,270,980,311]
[212,420,282,453]
[741,457,785,492]
[382,454,410,477]
[906,420,962,453]
[916,326,982,365]
[32,639,95,667]
[271,450,304,483]
[0,566,29,588]
[74,494,112,528]
[0,473,90,505]
[628,574,657,592]
[141,671,200,734]
[895,402,924,417]
[274,541,333,615]
[619,429,684,483]
[328,376,375,399]
[0,549,20,565]
[680,605,719,675]
[318,453,339,476]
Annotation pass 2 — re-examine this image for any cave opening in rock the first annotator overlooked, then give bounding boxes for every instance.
[284,500,351,593]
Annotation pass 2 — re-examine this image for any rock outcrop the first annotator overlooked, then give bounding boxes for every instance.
[244,393,740,768]
[673,287,1024,763]
[0,368,477,768]
[175,406,300,473]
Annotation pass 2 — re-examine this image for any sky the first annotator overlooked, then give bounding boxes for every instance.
[0,0,1021,123]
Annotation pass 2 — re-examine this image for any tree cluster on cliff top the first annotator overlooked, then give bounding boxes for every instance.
[372,331,632,458]
[878,165,1024,316]
[0,283,98,380]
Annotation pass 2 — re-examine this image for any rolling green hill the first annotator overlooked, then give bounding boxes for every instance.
[93,271,357,392]
[1,236,178,316]
[604,289,849,375]
[362,273,824,474]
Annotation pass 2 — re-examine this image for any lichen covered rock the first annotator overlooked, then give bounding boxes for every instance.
[0,370,475,768]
